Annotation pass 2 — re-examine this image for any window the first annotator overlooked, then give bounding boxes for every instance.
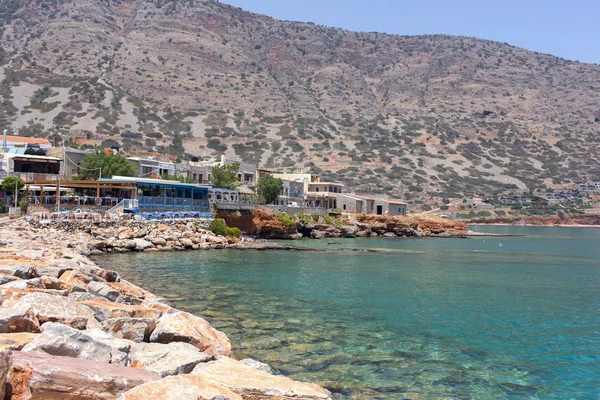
[343,204,347,210]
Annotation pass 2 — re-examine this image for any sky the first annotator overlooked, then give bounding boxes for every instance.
[223,0,600,64]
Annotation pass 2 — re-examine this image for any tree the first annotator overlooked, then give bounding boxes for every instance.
[257,174,283,204]
[1,176,25,196]
[209,162,240,189]
[77,151,137,180]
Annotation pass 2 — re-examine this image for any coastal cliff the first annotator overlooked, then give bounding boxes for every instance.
[0,221,332,399]
[218,209,468,239]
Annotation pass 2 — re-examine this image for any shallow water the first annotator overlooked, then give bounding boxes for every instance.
[98,226,600,399]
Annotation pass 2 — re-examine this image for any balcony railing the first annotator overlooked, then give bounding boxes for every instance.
[137,196,210,211]
[11,172,60,182]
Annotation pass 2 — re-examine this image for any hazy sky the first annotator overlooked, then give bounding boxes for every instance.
[223,0,600,64]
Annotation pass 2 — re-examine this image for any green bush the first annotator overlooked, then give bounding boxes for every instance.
[476,211,492,217]
[280,215,297,229]
[209,219,228,236]
[226,227,241,238]
[0,199,7,214]
[18,199,28,212]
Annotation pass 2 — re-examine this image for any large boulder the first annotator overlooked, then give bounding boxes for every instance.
[118,374,241,400]
[22,322,130,366]
[150,311,231,358]
[58,270,92,291]
[107,280,157,301]
[81,299,163,321]
[9,292,99,329]
[133,239,153,251]
[101,318,157,342]
[340,225,359,238]
[88,281,121,302]
[192,357,332,399]
[129,342,212,377]
[0,305,41,333]
[9,351,159,399]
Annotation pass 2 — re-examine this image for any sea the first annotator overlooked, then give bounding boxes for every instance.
[97,225,600,399]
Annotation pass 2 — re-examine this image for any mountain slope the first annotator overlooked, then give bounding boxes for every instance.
[1,0,599,204]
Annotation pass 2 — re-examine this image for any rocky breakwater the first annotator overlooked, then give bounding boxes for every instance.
[220,209,468,240]
[0,224,332,399]
[19,219,232,256]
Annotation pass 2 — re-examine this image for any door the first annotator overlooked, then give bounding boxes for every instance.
[376,205,383,215]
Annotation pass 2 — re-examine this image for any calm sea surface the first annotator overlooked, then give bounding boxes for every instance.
[97,226,600,399]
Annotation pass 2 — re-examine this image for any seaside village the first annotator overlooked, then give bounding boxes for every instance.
[0,132,408,220]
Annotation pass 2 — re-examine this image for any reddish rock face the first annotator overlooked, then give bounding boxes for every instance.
[150,311,232,358]
[0,306,41,334]
[192,357,332,399]
[0,333,39,351]
[8,351,160,400]
[119,374,242,400]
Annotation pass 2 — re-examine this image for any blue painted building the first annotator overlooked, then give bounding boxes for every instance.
[103,177,210,213]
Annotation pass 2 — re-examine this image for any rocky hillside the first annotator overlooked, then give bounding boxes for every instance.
[1,0,600,204]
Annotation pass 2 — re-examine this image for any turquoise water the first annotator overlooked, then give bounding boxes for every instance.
[99,226,600,399]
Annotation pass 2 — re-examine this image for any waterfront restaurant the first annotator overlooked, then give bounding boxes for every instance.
[105,176,210,213]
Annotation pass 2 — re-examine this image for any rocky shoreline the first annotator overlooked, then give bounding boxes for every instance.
[0,220,333,399]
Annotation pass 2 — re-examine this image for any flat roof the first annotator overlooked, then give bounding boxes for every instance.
[4,153,61,161]
[309,182,344,186]
[103,176,211,189]
[5,136,51,145]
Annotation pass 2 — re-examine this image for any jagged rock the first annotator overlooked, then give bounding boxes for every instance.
[101,318,157,342]
[133,239,153,251]
[88,281,121,302]
[150,311,231,358]
[141,300,175,315]
[0,332,39,351]
[67,292,105,302]
[241,357,273,374]
[1,277,45,290]
[129,342,212,377]
[340,225,359,238]
[310,230,326,239]
[0,274,20,285]
[192,357,332,399]
[118,374,241,400]
[9,351,159,399]
[118,229,135,240]
[58,270,92,290]
[107,280,157,301]
[81,299,163,321]
[0,350,11,400]
[150,237,167,246]
[22,322,130,365]
[10,292,100,329]
[0,306,41,333]
[179,238,194,248]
